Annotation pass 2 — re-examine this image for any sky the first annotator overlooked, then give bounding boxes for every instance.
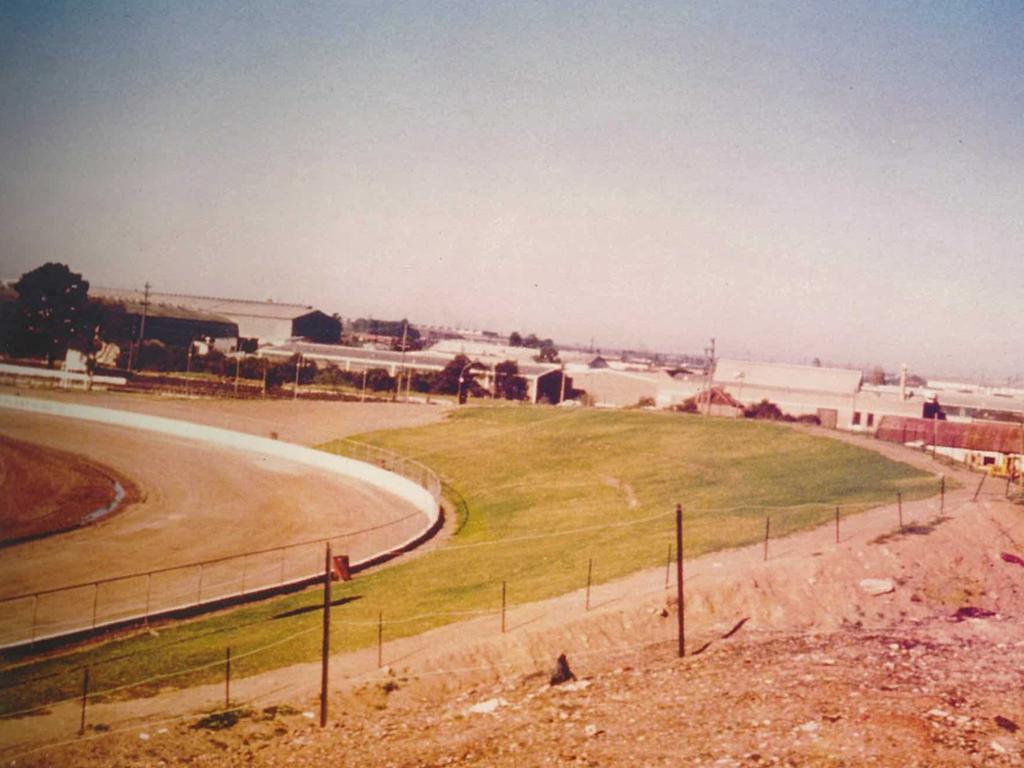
[1,1,1021,382]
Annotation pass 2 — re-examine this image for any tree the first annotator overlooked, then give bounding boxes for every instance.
[866,365,886,385]
[534,343,560,363]
[508,331,523,347]
[494,360,528,400]
[13,263,92,366]
[434,354,485,400]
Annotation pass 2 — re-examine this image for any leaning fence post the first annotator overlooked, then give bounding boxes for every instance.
[225,647,232,708]
[898,492,904,532]
[675,504,684,657]
[834,506,840,544]
[79,667,90,736]
[664,543,672,590]
[320,543,331,728]
[501,581,507,634]
[91,583,100,629]
[585,558,593,611]
[940,476,945,513]
[973,473,986,502]
[763,517,771,561]
[377,611,383,668]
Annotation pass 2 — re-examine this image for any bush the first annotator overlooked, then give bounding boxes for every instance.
[743,399,791,421]
[673,398,698,413]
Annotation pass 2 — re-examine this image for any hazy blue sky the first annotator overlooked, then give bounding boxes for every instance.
[1,1,1021,380]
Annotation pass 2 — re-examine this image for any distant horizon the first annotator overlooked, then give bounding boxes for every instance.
[3,3,1021,383]
[7,267,1011,388]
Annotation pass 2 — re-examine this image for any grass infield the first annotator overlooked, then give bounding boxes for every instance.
[0,407,936,718]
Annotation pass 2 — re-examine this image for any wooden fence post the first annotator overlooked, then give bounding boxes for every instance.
[320,543,331,728]
[79,667,90,736]
[676,504,684,658]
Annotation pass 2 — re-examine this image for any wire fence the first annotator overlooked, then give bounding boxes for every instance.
[0,440,442,650]
[2,468,1014,764]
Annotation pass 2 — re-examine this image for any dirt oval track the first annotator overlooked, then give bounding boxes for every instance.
[0,407,431,602]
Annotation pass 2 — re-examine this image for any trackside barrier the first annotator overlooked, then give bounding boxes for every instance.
[0,396,442,650]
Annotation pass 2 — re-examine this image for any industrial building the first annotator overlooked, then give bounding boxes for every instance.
[92,288,339,346]
[261,340,565,404]
[876,416,1023,476]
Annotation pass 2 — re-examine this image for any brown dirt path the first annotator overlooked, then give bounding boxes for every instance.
[7,429,1023,766]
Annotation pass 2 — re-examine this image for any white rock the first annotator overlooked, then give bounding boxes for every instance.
[559,680,592,692]
[799,721,820,733]
[138,733,150,741]
[467,697,508,715]
[991,740,1007,754]
[859,578,896,596]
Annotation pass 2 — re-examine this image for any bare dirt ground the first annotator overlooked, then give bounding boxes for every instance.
[5,423,1024,766]
[0,435,139,545]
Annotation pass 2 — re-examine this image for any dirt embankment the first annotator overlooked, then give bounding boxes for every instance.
[9,434,1024,767]
[0,435,140,545]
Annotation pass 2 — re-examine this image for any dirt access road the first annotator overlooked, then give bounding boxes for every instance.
[7,420,1024,766]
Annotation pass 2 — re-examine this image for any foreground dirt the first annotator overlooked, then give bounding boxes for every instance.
[0,435,139,544]
[6,433,1024,766]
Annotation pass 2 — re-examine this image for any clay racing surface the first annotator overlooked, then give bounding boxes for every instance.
[0,435,139,545]
[0,408,431,617]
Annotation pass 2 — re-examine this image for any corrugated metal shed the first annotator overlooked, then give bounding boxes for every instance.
[714,359,863,395]
[877,416,1024,453]
[94,288,316,321]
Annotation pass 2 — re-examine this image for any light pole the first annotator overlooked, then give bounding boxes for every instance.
[457,362,474,405]
[186,340,193,398]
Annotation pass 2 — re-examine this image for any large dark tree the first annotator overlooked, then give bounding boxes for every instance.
[13,263,92,366]
[434,354,485,401]
[534,343,560,363]
[494,360,528,400]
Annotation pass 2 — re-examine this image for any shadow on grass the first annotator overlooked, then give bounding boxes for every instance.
[274,595,362,619]
[869,516,953,545]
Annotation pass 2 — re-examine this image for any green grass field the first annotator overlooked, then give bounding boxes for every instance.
[0,407,936,718]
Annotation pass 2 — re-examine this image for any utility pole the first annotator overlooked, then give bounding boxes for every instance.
[400,320,408,402]
[703,337,716,417]
[135,282,150,371]
[127,281,150,372]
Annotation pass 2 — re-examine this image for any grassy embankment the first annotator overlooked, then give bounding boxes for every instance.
[0,407,938,718]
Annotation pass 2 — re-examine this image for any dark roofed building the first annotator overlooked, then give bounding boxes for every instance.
[92,288,340,345]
